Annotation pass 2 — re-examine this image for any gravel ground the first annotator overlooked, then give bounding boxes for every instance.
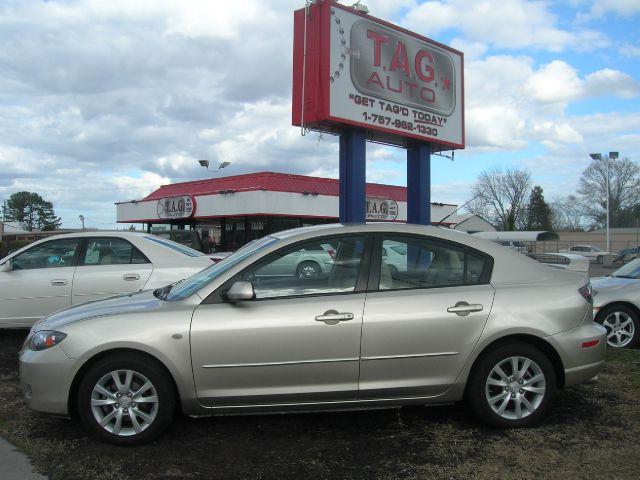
[1,327,639,480]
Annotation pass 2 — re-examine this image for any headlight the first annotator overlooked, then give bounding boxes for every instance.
[28,331,67,351]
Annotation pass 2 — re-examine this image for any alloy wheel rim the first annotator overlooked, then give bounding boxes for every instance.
[603,312,635,348]
[299,265,318,278]
[91,369,159,436]
[485,356,546,420]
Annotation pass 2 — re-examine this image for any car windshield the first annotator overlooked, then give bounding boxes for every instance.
[610,258,640,279]
[156,235,278,301]
[143,235,204,257]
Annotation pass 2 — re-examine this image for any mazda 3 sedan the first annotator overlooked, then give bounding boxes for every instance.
[20,223,606,445]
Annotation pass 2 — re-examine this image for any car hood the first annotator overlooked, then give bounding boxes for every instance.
[34,289,164,331]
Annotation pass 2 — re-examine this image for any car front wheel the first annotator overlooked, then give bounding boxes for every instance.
[467,341,557,428]
[77,352,176,445]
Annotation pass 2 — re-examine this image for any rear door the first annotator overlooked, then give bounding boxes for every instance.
[71,237,153,304]
[0,238,81,326]
[359,234,495,399]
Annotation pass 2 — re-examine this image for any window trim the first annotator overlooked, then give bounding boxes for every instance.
[11,237,82,271]
[77,237,151,267]
[203,233,373,304]
[368,233,494,293]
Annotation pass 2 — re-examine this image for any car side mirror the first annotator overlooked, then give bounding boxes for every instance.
[1,260,12,272]
[226,281,254,302]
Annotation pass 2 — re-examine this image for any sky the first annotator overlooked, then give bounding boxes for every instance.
[0,0,638,229]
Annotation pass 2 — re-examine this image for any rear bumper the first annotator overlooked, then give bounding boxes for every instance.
[19,345,75,415]
[546,322,607,387]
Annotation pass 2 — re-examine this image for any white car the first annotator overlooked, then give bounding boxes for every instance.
[527,253,590,274]
[560,245,613,263]
[0,232,213,328]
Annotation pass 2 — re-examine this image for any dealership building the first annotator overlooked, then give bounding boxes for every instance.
[116,172,494,251]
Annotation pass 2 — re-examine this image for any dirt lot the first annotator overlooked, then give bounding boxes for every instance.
[1,327,639,480]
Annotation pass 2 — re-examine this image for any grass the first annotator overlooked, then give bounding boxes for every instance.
[1,329,639,480]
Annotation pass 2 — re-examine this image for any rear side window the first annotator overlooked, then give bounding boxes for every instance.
[378,235,490,291]
[83,238,150,265]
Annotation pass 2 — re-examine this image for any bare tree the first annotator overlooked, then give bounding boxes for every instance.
[551,195,585,231]
[578,156,640,228]
[468,167,532,230]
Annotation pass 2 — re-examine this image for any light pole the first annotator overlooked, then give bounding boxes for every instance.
[79,215,85,231]
[590,151,618,253]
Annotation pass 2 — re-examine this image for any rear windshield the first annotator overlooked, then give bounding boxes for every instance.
[143,235,204,257]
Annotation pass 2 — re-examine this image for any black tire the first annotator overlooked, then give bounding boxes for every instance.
[296,261,321,279]
[596,255,603,264]
[596,305,639,349]
[77,352,176,446]
[466,341,557,428]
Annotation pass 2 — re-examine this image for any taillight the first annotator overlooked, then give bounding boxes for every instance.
[578,283,593,303]
[327,249,336,260]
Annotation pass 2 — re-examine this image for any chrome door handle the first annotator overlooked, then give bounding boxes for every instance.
[123,273,141,281]
[315,310,355,325]
[447,301,483,317]
[51,279,68,286]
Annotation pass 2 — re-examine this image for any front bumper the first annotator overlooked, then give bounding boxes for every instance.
[546,322,607,387]
[19,345,76,415]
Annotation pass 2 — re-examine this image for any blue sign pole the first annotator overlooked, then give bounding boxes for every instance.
[406,143,431,225]
[339,129,367,223]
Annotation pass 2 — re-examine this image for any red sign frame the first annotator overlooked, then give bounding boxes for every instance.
[292,0,464,150]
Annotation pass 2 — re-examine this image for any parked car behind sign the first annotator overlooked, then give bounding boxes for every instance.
[592,258,640,348]
[0,232,212,328]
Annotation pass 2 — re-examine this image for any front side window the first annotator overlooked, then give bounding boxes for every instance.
[378,236,488,291]
[83,237,150,265]
[11,238,80,270]
[241,235,366,300]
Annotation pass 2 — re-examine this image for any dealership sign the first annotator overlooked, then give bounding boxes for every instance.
[292,1,464,150]
[156,195,195,219]
[366,198,398,220]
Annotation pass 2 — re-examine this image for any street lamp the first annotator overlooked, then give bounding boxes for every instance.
[589,151,618,254]
[198,160,231,171]
[79,214,85,231]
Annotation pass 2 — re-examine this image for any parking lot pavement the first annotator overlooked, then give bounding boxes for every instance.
[1,329,640,480]
[0,436,47,480]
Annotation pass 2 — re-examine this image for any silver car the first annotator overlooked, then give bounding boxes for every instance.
[19,223,606,445]
[592,258,640,348]
[0,232,213,327]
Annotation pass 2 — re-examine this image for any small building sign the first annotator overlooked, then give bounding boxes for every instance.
[156,195,195,219]
[292,1,464,150]
[366,197,398,221]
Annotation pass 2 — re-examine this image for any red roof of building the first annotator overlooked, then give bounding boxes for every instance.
[141,171,455,205]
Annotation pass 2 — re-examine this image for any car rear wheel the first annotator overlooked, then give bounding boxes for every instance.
[77,352,176,446]
[467,341,557,428]
[296,261,321,279]
[598,305,638,349]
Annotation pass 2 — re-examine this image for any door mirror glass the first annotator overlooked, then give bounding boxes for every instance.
[1,260,11,272]
[226,281,255,302]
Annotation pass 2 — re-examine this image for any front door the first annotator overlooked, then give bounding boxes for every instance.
[0,237,81,327]
[360,234,496,399]
[190,234,369,407]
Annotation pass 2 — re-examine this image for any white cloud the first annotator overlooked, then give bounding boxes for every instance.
[401,0,609,52]
[587,0,640,18]
[619,43,640,57]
